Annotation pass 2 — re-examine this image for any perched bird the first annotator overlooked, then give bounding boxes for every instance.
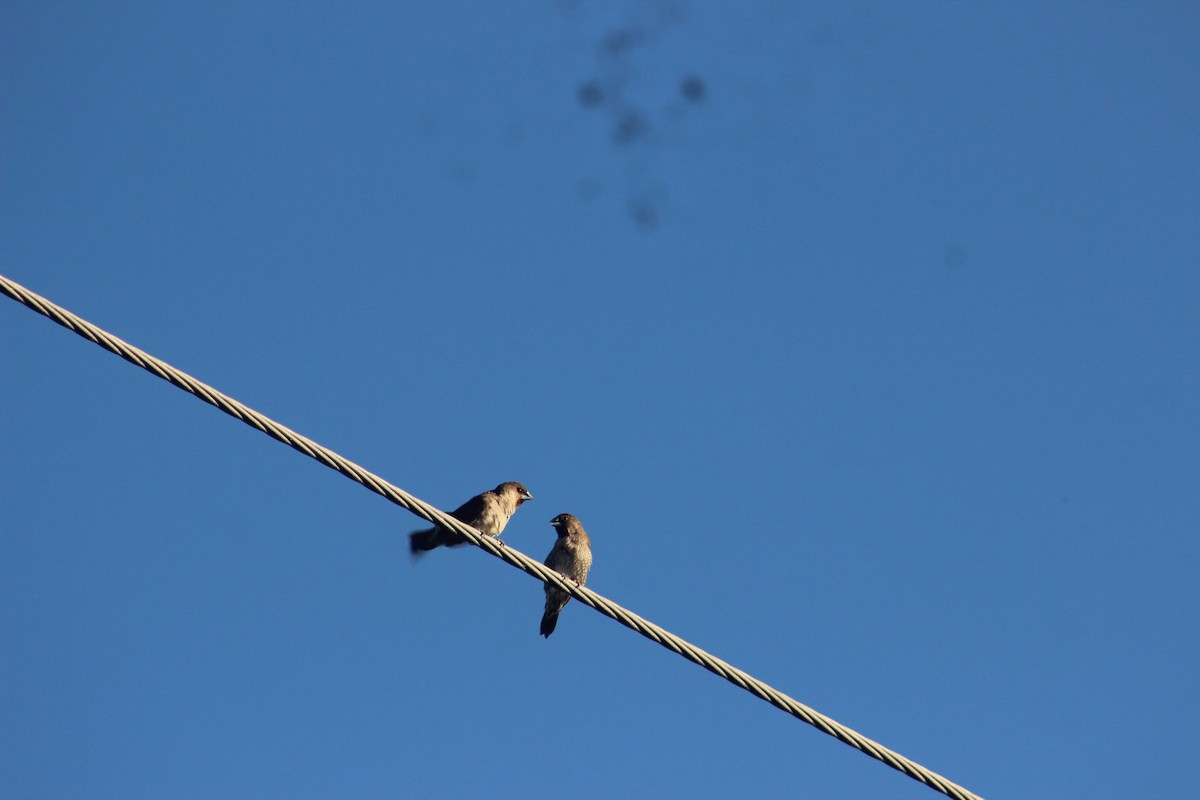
[409,482,533,556]
[540,513,593,638]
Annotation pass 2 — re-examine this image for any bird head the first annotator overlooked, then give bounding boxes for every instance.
[497,481,533,505]
[550,513,578,535]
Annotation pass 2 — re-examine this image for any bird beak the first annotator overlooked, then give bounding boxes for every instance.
[522,490,534,501]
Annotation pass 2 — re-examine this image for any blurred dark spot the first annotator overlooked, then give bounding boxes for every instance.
[575,178,602,201]
[504,123,525,147]
[449,51,474,73]
[450,161,477,184]
[577,80,604,108]
[810,23,841,48]
[787,71,811,97]
[628,196,659,231]
[942,244,968,268]
[413,112,439,137]
[612,110,649,146]
[680,75,706,103]
[603,28,639,57]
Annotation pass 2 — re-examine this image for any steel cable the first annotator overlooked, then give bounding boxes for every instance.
[2,273,984,800]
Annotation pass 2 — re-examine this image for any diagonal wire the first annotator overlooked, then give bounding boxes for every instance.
[2,272,984,800]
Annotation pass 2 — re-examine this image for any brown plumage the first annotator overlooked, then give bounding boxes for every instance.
[409,482,533,556]
[540,513,593,638]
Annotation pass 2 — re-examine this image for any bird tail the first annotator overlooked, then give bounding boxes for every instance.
[409,528,440,554]
[540,592,569,638]
[540,608,559,638]
[410,526,469,557]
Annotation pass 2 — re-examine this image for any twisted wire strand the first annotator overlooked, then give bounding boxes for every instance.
[2,273,983,800]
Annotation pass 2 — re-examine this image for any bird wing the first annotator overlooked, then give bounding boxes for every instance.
[448,492,489,525]
[544,542,572,573]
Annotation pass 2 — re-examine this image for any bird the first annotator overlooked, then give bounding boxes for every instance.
[540,513,593,638]
[409,482,533,556]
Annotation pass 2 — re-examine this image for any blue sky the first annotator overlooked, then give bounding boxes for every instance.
[2,2,1197,798]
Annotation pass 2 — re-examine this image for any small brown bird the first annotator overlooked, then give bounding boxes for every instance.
[409,482,533,556]
[541,513,593,638]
